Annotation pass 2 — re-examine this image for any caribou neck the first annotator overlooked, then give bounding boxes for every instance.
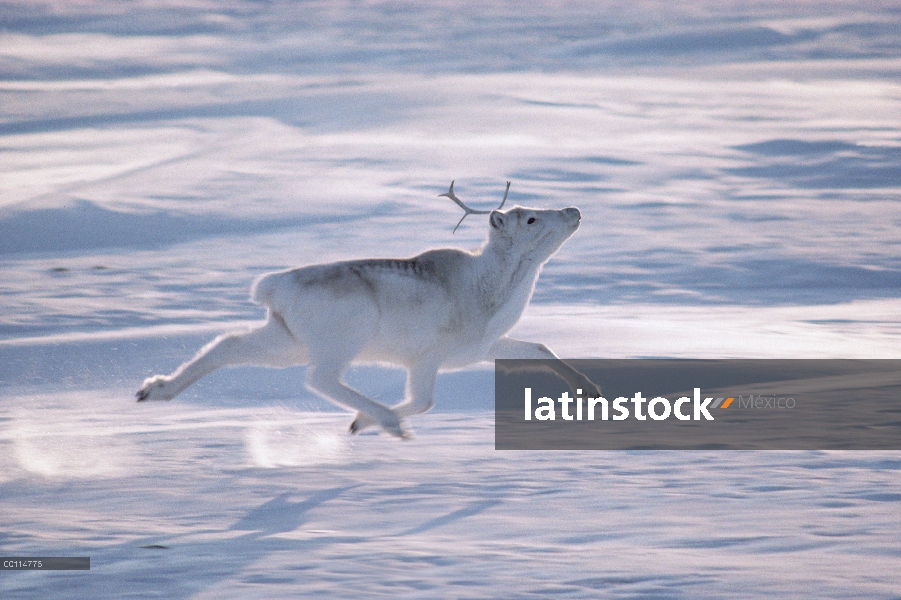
[474,241,540,314]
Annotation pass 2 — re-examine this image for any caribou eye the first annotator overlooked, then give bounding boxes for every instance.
[527,217,536,224]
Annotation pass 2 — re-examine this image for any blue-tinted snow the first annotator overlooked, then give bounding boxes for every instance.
[1,1,900,597]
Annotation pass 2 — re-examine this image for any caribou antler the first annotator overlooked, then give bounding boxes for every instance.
[439,180,511,233]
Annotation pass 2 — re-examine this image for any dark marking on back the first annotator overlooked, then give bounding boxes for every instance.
[353,258,439,279]
[288,257,446,298]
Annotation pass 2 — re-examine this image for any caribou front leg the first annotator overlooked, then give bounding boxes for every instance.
[487,336,602,398]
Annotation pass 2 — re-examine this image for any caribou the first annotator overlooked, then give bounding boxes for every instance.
[137,181,599,438]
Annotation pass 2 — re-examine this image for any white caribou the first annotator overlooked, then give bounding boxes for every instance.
[137,181,598,438]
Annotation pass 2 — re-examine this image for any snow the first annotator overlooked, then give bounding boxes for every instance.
[1,0,900,597]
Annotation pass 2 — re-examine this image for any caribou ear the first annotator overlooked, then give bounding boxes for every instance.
[489,211,505,230]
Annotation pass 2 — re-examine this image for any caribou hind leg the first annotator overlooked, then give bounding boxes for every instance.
[306,362,410,439]
[137,313,305,402]
[349,360,439,435]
